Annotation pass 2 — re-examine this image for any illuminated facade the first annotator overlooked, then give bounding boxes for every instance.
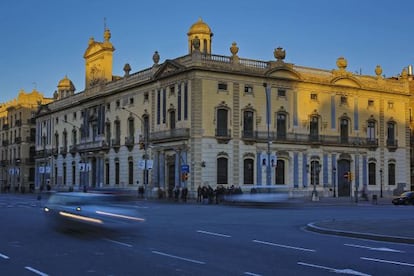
[0,90,52,192]
[34,19,413,198]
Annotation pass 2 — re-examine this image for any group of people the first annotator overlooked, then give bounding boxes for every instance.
[197,185,242,204]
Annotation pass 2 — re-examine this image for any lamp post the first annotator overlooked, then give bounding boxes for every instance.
[263,83,271,186]
[380,168,383,198]
[312,163,320,201]
[121,107,148,195]
[333,166,336,197]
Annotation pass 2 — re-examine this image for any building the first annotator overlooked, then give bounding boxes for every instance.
[0,89,52,192]
[35,19,413,199]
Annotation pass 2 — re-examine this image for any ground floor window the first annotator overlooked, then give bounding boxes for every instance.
[217,157,228,184]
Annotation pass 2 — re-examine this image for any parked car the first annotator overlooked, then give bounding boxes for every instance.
[43,192,145,231]
[392,191,414,205]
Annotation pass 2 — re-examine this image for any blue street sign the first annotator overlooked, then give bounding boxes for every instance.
[181,164,190,173]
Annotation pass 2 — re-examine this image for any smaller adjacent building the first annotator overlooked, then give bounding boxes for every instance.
[0,90,53,192]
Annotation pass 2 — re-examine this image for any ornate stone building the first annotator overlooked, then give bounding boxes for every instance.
[34,19,413,198]
[0,90,52,192]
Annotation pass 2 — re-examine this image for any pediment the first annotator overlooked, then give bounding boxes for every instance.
[331,76,361,88]
[153,60,185,79]
[265,67,301,80]
[36,104,51,115]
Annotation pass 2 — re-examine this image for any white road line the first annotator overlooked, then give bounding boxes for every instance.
[253,239,315,252]
[345,243,404,253]
[197,230,231,238]
[361,257,414,267]
[297,262,371,276]
[0,253,9,259]
[103,238,133,247]
[24,266,49,276]
[152,250,205,264]
[244,272,262,276]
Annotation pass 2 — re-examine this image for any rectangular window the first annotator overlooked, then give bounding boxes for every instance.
[106,103,111,111]
[177,83,182,121]
[129,97,134,105]
[388,101,394,109]
[157,90,161,124]
[368,99,374,107]
[115,162,120,185]
[184,82,188,120]
[244,85,253,94]
[310,93,318,101]
[144,92,149,102]
[169,85,175,96]
[278,89,286,97]
[73,112,77,120]
[116,100,120,108]
[162,89,166,124]
[340,96,348,105]
[105,163,110,185]
[218,82,228,91]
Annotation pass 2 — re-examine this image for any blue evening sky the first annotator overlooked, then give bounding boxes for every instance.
[1,0,413,102]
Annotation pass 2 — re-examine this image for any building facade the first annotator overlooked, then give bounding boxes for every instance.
[0,90,52,192]
[34,19,413,198]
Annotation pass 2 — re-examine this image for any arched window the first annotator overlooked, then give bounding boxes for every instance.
[216,109,229,137]
[217,157,228,184]
[275,160,285,184]
[277,113,287,139]
[243,158,254,184]
[368,162,376,185]
[310,160,321,186]
[367,120,376,142]
[128,158,134,185]
[388,163,396,186]
[340,118,349,143]
[309,116,319,141]
[243,110,254,138]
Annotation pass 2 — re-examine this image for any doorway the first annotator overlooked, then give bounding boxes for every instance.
[337,158,351,197]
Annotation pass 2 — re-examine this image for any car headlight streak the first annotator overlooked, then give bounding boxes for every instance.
[59,211,103,224]
[95,210,145,222]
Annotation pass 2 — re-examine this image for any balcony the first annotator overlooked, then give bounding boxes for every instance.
[150,128,190,143]
[125,136,135,150]
[60,146,68,155]
[0,160,8,167]
[215,128,232,144]
[27,118,36,125]
[2,140,9,146]
[25,157,35,164]
[15,119,22,127]
[240,131,380,148]
[15,137,22,144]
[69,145,76,155]
[386,139,398,152]
[26,136,36,143]
[2,124,9,130]
[112,138,121,148]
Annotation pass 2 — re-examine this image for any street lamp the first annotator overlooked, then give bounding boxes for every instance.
[263,83,271,186]
[121,107,149,195]
[380,168,383,198]
[333,166,336,197]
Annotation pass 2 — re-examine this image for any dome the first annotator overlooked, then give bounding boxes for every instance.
[57,75,75,91]
[188,18,212,35]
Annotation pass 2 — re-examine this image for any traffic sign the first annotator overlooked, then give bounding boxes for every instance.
[181,164,190,173]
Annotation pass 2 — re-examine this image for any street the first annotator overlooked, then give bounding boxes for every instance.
[0,194,413,275]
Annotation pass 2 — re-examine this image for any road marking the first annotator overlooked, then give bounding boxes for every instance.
[361,257,414,267]
[253,239,315,252]
[244,272,262,276]
[103,238,133,247]
[345,243,404,253]
[152,250,205,264]
[0,253,9,259]
[297,262,371,276]
[25,266,49,276]
[197,230,231,238]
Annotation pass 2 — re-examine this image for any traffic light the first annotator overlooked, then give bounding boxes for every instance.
[181,172,188,181]
[139,142,145,149]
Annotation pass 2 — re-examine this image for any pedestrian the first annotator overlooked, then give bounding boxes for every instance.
[197,186,202,202]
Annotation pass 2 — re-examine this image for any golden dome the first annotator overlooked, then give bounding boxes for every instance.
[188,18,212,35]
[57,75,75,91]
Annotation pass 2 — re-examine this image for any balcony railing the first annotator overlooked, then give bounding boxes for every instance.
[15,120,22,127]
[2,140,9,146]
[125,136,135,147]
[150,128,190,142]
[112,138,121,148]
[241,130,380,148]
[15,137,22,144]
[2,124,9,130]
[1,160,8,166]
[386,139,398,151]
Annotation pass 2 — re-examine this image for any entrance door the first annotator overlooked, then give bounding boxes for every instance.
[337,159,351,197]
[167,162,175,199]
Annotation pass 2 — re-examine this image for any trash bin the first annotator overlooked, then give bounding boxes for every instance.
[372,194,378,204]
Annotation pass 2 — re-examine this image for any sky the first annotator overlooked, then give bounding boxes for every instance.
[1,0,413,103]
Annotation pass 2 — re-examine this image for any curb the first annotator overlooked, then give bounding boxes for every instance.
[306,222,414,244]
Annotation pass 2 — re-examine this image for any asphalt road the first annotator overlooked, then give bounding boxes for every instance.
[0,194,413,276]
